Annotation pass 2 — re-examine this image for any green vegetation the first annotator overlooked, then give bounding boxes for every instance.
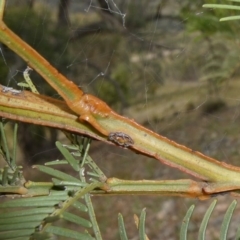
[2,1,240,239]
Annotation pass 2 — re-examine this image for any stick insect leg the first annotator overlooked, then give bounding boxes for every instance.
[18,66,39,94]
[204,182,240,194]
[79,114,109,136]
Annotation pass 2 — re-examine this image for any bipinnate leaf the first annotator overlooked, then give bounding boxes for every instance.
[220,200,237,240]
[180,204,195,240]
[33,165,81,183]
[118,213,129,240]
[139,208,147,240]
[55,141,80,171]
[62,212,92,228]
[203,2,240,21]
[198,199,217,240]
[45,226,95,240]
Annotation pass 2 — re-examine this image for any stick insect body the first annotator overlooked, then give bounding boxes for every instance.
[2,2,240,195]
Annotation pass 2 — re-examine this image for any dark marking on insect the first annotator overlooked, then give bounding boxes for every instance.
[108,132,134,148]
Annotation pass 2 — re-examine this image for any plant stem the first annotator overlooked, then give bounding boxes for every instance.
[1,1,240,194]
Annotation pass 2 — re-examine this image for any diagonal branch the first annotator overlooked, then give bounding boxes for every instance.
[1,0,240,194]
[1,85,240,195]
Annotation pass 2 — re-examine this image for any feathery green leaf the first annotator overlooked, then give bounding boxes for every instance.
[180,204,195,240]
[198,199,217,240]
[220,200,237,240]
[55,141,80,171]
[139,208,147,240]
[33,165,81,182]
[62,212,92,228]
[118,213,129,240]
[45,226,95,240]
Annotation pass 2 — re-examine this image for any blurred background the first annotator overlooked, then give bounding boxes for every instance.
[2,0,240,239]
